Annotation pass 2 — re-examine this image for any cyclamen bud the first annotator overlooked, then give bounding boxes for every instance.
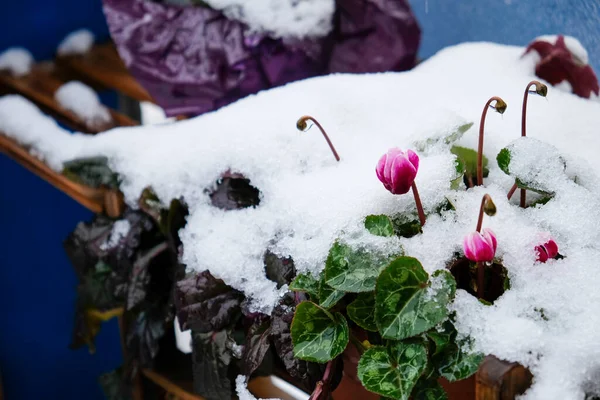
[535,239,559,262]
[376,148,419,195]
[463,228,497,262]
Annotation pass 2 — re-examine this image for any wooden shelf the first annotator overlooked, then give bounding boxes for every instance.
[0,63,138,134]
[56,44,154,103]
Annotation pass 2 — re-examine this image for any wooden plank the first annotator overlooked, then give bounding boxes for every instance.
[0,134,124,217]
[0,63,138,134]
[142,369,202,400]
[56,44,154,103]
[476,355,533,400]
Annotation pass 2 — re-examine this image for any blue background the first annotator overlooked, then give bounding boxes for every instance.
[1,0,599,399]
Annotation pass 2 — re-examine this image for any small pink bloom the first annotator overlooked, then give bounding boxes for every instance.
[535,239,559,263]
[463,228,497,262]
[523,35,599,99]
[376,148,419,195]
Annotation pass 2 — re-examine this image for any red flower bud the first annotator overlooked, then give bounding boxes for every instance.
[524,35,599,99]
[463,228,497,263]
[536,239,559,263]
[376,148,419,195]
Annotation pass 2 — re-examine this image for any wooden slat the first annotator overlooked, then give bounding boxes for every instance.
[56,44,154,103]
[0,134,124,217]
[476,356,533,400]
[142,369,203,400]
[0,64,138,134]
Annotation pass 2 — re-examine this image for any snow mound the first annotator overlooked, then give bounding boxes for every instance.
[204,0,334,39]
[55,81,111,126]
[57,29,95,56]
[0,47,33,76]
[2,41,600,399]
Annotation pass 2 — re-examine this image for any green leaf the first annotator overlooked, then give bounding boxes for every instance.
[63,156,120,189]
[375,258,456,340]
[291,301,349,363]
[451,158,466,190]
[450,146,488,185]
[325,242,400,293]
[496,148,511,175]
[515,178,553,196]
[437,345,483,382]
[318,279,345,308]
[357,341,428,400]
[290,273,320,300]
[365,215,395,237]
[391,214,422,238]
[347,292,377,331]
[426,320,455,356]
[412,378,448,400]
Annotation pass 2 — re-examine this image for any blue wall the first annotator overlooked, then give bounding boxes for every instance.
[409,0,600,73]
[0,1,120,400]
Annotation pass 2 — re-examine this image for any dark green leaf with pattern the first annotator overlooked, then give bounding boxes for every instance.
[412,378,448,400]
[375,258,456,340]
[365,215,395,237]
[347,292,377,331]
[357,341,428,400]
[325,242,400,293]
[291,301,349,363]
[290,273,320,301]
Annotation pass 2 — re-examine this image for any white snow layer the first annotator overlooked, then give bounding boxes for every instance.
[57,29,95,56]
[0,47,34,76]
[204,0,335,39]
[55,81,111,126]
[1,42,600,399]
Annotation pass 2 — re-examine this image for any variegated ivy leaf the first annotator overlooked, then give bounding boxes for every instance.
[290,273,320,300]
[347,292,377,331]
[357,341,428,400]
[365,215,395,237]
[412,378,448,400]
[318,279,345,308]
[437,342,484,382]
[325,242,400,293]
[291,301,349,363]
[375,257,456,340]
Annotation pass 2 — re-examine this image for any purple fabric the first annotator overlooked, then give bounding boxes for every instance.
[102,0,420,116]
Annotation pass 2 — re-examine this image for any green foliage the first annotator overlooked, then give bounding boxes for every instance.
[318,280,346,308]
[357,341,428,399]
[451,158,466,190]
[325,242,400,293]
[347,292,377,331]
[291,301,349,363]
[450,145,488,185]
[290,273,320,300]
[496,148,511,175]
[414,122,474,152]
[391,214,422,238]
[365,215,395,237]
[63,156,120,189]
[375,258,456,340]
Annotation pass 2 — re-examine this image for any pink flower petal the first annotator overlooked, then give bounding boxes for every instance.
[536,245,549,262]
[544,239,559,258]
[390,152,417,194]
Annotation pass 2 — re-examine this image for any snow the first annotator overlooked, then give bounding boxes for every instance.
[99,219,132,250]
[55,81,112,126]
[0,47,33,76]
[57,29,95,56]
[2,40,600,399]
[203,0,334,39]
[235,376,278,400]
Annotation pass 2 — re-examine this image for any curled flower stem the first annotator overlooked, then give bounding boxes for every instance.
[297,116,340,162]
[476,194,495,232]
[412,182,426,227]
[508,81,547,206]
[478,96,507,186]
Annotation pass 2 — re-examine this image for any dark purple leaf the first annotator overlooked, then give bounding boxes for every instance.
[241,318,272,377]
[125,307,167,368]
[126,242,169,311]
[191,331,233,400]
[175,271,243,332]
[264,251,296,289]
[209,174,261,210]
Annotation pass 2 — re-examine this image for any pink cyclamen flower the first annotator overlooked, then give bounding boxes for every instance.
[535,239,559,263]
[376,148,419,195]
[463,228,497,262]
[523,35,599,99]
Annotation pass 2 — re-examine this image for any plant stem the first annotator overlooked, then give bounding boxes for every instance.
[411,182,426,227]
[308,359,335,400]
[477,261,485,299]
[476,194,494,232]
[478,96,507,186]
[507,183,518,200]
[297,116,340,162]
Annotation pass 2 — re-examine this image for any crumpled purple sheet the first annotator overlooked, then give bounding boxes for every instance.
[102,0,420,117]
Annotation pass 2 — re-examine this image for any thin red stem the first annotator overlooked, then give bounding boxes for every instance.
[507,183,518,200]
[297,116,340,161]
[477,261,485,299]
[478,96,505,186]
[411,182,426,227]
[476,194,493,232]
